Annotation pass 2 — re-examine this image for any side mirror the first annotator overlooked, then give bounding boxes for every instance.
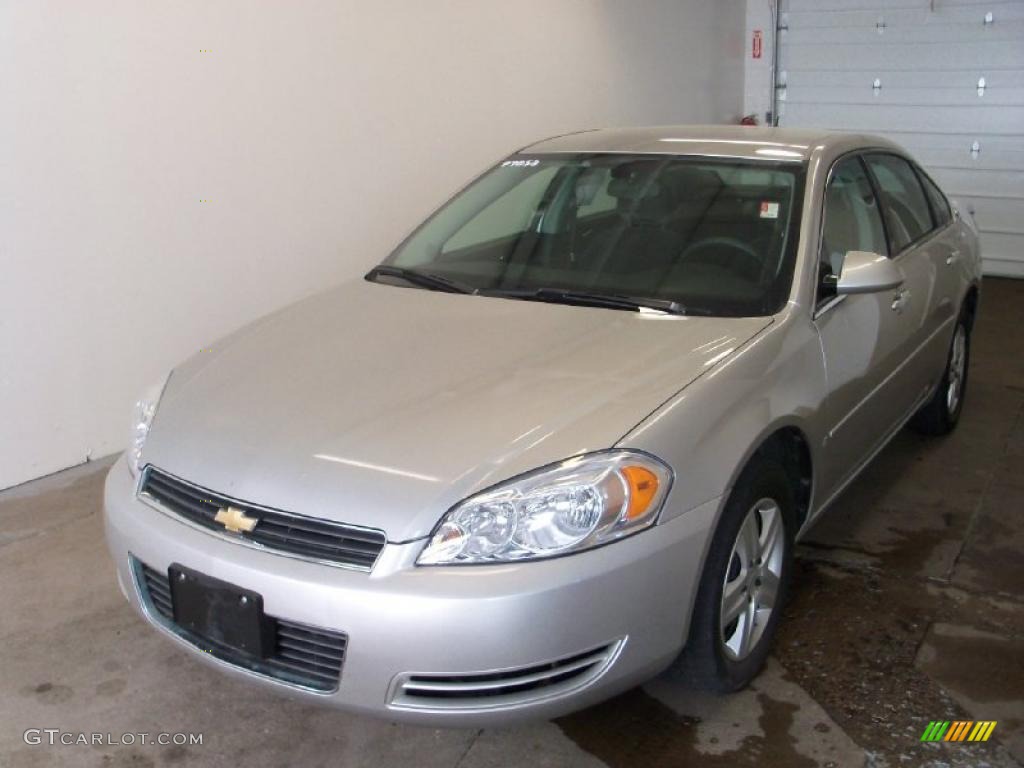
[835,251,904,295]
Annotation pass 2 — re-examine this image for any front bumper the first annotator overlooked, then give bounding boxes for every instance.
[104,455,717,725]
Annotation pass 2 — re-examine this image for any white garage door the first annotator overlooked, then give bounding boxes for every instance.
[776,0,1024,277]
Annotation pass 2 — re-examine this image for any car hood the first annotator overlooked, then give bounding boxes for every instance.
[143,279,769,541]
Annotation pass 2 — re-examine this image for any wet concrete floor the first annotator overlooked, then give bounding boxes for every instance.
[2,279,1022,767]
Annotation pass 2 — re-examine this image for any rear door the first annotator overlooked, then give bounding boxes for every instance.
[917,165,967,328]
[863,153,953,398]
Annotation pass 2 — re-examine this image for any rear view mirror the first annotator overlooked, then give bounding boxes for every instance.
[836,251,904,295]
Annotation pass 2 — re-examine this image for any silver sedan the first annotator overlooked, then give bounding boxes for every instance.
[104,125,981,725]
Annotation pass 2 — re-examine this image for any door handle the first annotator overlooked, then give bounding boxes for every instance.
[946,250,960,266]
[891,288,910,314]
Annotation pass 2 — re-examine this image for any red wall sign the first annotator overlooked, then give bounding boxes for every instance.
[752,29,763,59]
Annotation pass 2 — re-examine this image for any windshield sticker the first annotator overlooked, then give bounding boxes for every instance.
[501,159,541,168]
[760,201,780,219]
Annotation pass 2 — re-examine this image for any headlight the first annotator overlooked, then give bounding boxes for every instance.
[128,374,171,477]
[417,451,671,565]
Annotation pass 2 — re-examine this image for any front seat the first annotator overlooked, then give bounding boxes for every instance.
[822,182,860,278]
[581,161,684,292]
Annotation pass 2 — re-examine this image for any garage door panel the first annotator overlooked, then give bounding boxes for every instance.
[783,87,1024,108]
[955,197,1024,234]
[782,69,1024,91]
[777,0,1024,276]
[782,19,1024,44]
[911,148,1024,174]
[782,41,1023,71]
[783,5,1024,28]
[905,134,1024,152]
[788,0,1015,11]
[979,234,1024,277]
[930,168,1024,200]
[779,103,1024,135]
[851,139,1024,173]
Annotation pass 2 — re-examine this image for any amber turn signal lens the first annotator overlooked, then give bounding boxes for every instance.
[622,465,660,520]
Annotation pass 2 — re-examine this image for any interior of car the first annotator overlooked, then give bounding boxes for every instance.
[818,153,947,306]
[820,157,889,287]
[415,156,801,316]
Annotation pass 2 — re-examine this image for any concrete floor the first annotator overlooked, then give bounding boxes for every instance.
[2,278,1023,768]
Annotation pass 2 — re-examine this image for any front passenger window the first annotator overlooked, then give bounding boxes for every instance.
[819,156,888,302]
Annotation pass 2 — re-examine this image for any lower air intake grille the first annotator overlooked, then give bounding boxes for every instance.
[390,640,623,710]
[134,558,346,692]
[139,467,386,570]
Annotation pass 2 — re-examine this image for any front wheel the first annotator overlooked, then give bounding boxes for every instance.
[910,308,970,436]
[666,458,796,691]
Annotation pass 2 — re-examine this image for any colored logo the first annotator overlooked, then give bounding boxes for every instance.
[920,721,997,742]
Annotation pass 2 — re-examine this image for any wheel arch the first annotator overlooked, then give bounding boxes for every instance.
[962,282,980,332]
[666,420,816,680]
[718,421,816,535]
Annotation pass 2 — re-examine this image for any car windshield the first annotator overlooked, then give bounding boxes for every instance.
[374,153,804,317]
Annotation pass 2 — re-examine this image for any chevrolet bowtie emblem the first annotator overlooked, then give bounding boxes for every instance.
[214,506,258,533]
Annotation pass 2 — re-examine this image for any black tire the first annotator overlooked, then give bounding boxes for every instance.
[666,457,796,692]
[909,307,971,436]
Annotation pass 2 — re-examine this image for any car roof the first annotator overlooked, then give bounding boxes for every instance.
[520,125,896,163]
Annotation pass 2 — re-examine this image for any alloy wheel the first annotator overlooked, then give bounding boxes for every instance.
[946,324,967,414]
[720,498,785,661]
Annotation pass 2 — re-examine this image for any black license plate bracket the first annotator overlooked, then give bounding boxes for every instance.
[168,564,274,658]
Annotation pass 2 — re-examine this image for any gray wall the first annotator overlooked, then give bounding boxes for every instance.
[0,0,746,489]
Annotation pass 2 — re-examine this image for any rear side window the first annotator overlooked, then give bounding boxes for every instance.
[864,154,934,252]
[919,169,952,228]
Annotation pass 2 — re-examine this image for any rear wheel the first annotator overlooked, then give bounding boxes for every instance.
[666,458,796,691]
[910,307,970,436]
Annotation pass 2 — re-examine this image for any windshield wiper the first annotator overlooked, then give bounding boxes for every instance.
[366,265,475,294]
[484,287,690,315]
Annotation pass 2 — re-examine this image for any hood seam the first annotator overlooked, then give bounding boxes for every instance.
[611,316,777,449]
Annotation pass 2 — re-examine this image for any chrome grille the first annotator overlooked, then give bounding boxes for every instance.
[139,467,386,570]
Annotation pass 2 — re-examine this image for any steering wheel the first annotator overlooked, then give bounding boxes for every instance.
[678,236,763,281]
